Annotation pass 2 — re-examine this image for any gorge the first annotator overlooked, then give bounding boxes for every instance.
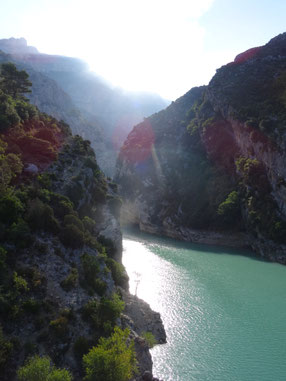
[1,31,286,381]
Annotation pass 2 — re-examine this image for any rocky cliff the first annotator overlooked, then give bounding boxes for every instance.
[116,33,286,263]
[0,64,165,380]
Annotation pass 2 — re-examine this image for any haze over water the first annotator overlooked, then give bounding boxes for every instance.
[122,228,286,381]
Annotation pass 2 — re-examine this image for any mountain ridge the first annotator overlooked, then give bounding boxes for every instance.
[116,32,286,263]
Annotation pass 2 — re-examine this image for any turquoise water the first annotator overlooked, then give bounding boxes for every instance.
[122,229,286,381]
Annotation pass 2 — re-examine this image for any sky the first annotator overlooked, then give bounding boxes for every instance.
[0,0,286,100]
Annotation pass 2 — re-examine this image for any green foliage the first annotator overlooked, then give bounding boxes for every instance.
[105,258,128,287]
[82,216,96,234]
[81,253,100,285]
[22,298,41,314]
[0,246,7,281]
[27,198,60,233]
[98,293,124,326]
[60,268,78,291]
[60,224,84,248]
[0,90,21,130]
[17,355,72,381]
[82,327,137,381]
[0,62,32,98]
[50,193,74,219]
[0,193,23,224]
[49,316,69,338]
[0,147,23,190]
[141,332,157,348]
[217,191,241,224]
[64,214,84,231]
[13,271,29,293]
[0,325,13,369]
[7,218,31,247]
[73,336,91,360]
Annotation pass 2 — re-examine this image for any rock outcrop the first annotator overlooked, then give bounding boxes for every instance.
[116,33,286,262]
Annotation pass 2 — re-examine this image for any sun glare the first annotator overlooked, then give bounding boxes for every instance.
[19,0,219,99]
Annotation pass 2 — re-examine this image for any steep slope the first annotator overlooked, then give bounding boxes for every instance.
[116,33,286,263]
[0,38,169,176]
[0,64,165,380]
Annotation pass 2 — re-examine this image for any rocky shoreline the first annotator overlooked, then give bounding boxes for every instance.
[139,221,250,249]
[121,290,166,381]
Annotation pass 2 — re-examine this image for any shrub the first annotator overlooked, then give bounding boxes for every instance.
[217,191,240,224]
[0,326,13,369]
[50,193,74,218]
[0,246,7,281]
[7,218,31,247]
[81,299,98,323]
[82,216,96,234]
[73,336,90,360]
[13,271,29,293]
[17,355,72,381]
[141,332,157,348]
[64,214,84,231]
[83,327,137,381]
[60,268,78,291]
[60,224,84,248]
[0,193,23,224]
[98,293,124,326]
[105,258,128,287]
[93,278,107,297]
[81,253,100,289]
[49,316,69,338]
[27,198,60,233]
[22,298,41,314]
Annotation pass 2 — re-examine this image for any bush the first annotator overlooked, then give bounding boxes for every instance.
[49,316,69,338]
[60,268,78,291]
[73,336,90,360]
[98,293,124,326]
[141,332,157,348]
[83,327,137,381]
[60,224,84,248]
[22,298,41,314]
[50,193,74,218]
[27,198,60,233]
[217,191,240,224]
[7,218,31,247]
[0,193,23,224]
[0,326,13,369]
[105,258,128,287]
[63,214,84,231]
[93,278,107,297]
[82,216,96,234]
[17,355,72,381]
[81,253,100,289]
[13,271,29,293]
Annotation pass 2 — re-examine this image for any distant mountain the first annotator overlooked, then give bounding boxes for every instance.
[0,38,169,175]
[116,33,286,263]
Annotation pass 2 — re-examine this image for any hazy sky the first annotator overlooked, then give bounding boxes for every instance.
[0,0,285,99]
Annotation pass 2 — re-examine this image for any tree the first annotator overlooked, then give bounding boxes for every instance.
[17,355,72,381]
[0,63,32,98]
[83,327,137,381]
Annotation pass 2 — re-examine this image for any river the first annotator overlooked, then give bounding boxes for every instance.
[122,228,286,381]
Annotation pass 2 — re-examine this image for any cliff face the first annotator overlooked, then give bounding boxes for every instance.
[0,65,165,380]
[116,33,286,263]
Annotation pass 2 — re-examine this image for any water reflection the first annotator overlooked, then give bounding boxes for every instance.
[122,231,286,381]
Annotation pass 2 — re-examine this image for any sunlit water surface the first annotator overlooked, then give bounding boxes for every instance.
[122,228,286,381]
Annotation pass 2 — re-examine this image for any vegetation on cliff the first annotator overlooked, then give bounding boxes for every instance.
[116,33,286,261]
[0,63,136,380]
